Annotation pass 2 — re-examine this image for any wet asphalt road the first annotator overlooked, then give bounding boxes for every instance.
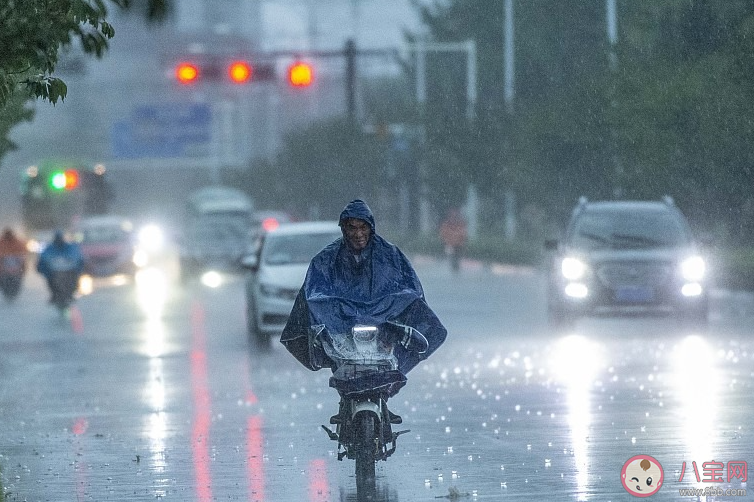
[1,257,753,502]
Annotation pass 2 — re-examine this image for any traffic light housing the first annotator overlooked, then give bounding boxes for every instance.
[173,58,275,85]
[288,61,313,87]
[49,169,80,191]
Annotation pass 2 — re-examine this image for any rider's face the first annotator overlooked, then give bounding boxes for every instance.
[343,218,371,252]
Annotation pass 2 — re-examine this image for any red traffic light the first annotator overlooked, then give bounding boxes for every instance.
[228,61,252,83]
[288,61,313,87]
[173,59,275,84]
[176,62,199,84]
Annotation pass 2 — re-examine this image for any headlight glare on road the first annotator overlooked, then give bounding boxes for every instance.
[564,282,588,298]
[561,257,587,280]
[681,256,705,282]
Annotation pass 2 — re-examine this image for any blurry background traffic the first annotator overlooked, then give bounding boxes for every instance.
[2,0,754,289]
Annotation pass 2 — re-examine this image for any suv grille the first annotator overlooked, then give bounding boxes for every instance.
[596,263,672,288]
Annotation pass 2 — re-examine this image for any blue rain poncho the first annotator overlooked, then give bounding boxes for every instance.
[280,200,447,380]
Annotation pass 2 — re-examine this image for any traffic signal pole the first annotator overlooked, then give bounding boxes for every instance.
[265,39,397,123]
[345,39,357,122]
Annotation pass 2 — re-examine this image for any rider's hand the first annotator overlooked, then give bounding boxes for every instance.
[399,326,429,354]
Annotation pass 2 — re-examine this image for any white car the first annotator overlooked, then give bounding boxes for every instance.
[242,221,342,348]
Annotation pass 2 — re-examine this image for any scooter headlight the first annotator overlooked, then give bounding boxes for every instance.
[561,257,587,280]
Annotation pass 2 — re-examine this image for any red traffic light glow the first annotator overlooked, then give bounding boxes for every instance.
[228,61,252,83]
[176,62,199,84]
[262,217,280,232]
[288,61,313,87]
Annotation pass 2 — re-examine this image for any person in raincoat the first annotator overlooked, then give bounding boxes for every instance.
[0,227,28,275]
[281,199,447,421]
[440,208,468,272]
[36,229,85,302]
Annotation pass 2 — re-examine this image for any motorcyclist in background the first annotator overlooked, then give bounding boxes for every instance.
[36,230,85,303]
[0,227,27,271]
[0,227,28,299]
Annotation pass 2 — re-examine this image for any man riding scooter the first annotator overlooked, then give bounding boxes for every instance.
[280,199,447,423]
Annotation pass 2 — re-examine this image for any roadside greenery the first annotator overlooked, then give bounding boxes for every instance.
[388,230,754,292]
[709,247,754,291]
[0,0,168,164]
[386,231,545,268]
[411,0,754,246]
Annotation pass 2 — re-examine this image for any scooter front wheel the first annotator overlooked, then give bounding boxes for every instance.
[354,411,377,492]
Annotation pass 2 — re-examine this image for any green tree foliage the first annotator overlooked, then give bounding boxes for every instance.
[610,0,754,240]
[0,94,34,161]
[412,0,618,224]
[413,0,754,242]
[239,118,386,221]
[0,0,168,165]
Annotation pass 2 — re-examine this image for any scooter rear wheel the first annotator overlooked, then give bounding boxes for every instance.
[354,412,377,491]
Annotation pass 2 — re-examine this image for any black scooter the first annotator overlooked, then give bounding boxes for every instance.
[50,269,80,313]
[0,255,25,302]
[44,255,81,314]
[317,324,427,494]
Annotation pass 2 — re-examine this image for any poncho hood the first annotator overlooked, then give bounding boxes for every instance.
[338,199,376,234]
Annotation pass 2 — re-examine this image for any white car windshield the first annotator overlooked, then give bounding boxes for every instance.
[262,232,340,265]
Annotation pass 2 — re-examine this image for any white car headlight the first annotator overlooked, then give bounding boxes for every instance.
[138,224,164,252]
[132,249,149,268]
[680,256,705,282]
[561,257,587,280]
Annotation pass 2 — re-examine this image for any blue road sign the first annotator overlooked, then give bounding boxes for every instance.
[112,103,212,159]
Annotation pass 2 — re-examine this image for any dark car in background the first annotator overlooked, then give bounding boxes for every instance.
[545,197,709,328]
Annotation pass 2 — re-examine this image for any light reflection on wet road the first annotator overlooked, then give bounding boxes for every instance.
[0,260,752,501]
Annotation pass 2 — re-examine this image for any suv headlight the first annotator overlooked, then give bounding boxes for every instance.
[561,257,587,280]
[680,256,705,282]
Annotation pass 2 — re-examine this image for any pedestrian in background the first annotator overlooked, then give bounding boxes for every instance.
[440,208,467,272]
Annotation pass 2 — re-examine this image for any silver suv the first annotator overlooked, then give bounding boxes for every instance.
[545,197,709,327]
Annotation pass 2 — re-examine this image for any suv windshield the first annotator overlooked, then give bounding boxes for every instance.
[569,207,690,250]
[262,232,340,265]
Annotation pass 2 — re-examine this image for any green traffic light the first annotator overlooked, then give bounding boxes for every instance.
[50,171,67,190]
